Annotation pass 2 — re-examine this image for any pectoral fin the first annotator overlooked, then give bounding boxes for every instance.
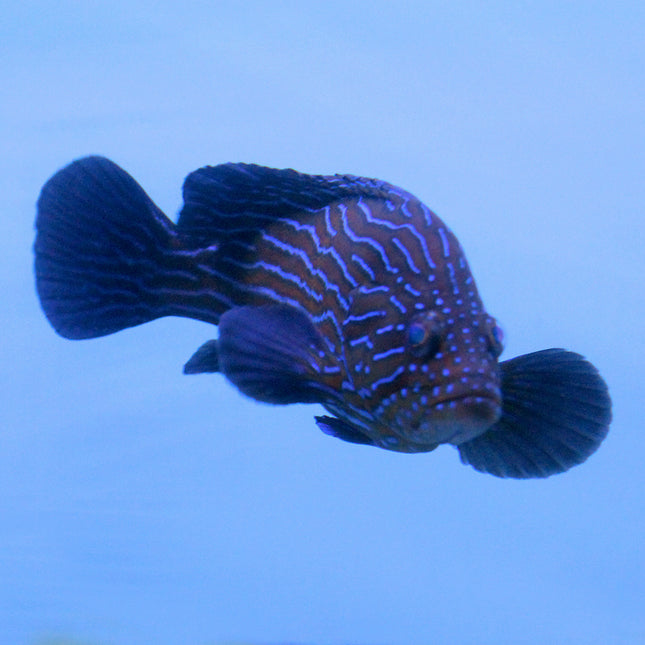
[458,349,611,478]
[213,305,341,405]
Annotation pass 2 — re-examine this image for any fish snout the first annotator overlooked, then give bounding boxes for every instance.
[398,379,502,446]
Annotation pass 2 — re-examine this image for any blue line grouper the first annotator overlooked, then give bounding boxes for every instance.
[34,157,611,478]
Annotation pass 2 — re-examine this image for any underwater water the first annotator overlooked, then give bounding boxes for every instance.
[2,2,644,644]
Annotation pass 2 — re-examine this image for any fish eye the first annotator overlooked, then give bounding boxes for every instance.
[408,312,443,358]
[486,318,504,358]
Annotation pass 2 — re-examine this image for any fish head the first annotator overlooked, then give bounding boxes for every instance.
[341,223,504,452]
[381,307,504,449]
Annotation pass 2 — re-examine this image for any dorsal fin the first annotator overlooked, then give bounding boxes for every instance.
[177,163,396,239]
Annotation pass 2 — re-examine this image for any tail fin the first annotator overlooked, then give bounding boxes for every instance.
[34,156,178,339]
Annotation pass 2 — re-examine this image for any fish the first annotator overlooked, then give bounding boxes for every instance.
[33,156,612,478]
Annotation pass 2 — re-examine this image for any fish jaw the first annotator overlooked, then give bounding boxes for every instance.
[370,368,503,449]
[419,394,502,445]
[325,379,502,453]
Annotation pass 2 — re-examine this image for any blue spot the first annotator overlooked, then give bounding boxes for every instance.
[390,295,407,313]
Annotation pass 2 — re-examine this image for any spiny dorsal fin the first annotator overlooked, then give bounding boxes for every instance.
[177,163,398,239]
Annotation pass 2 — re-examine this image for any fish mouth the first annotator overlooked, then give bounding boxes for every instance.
[401,392,501,446]
[431,394,501,444]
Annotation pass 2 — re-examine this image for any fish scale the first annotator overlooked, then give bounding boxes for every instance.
[34,155,612,477]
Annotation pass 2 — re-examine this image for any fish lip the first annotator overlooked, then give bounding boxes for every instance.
[431,392,501,409]
[418,392,501,445]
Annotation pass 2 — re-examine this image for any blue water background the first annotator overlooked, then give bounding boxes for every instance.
[1,3,644,644]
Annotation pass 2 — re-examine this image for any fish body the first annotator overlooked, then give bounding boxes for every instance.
[34,157,611,477]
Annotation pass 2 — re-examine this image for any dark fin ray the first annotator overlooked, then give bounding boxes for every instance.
[178,163,394,241]
[315,415,376,446]
[183,340,219,374]
[217,305,341,405]
[35,156,179,339]
[458,349,611,478]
